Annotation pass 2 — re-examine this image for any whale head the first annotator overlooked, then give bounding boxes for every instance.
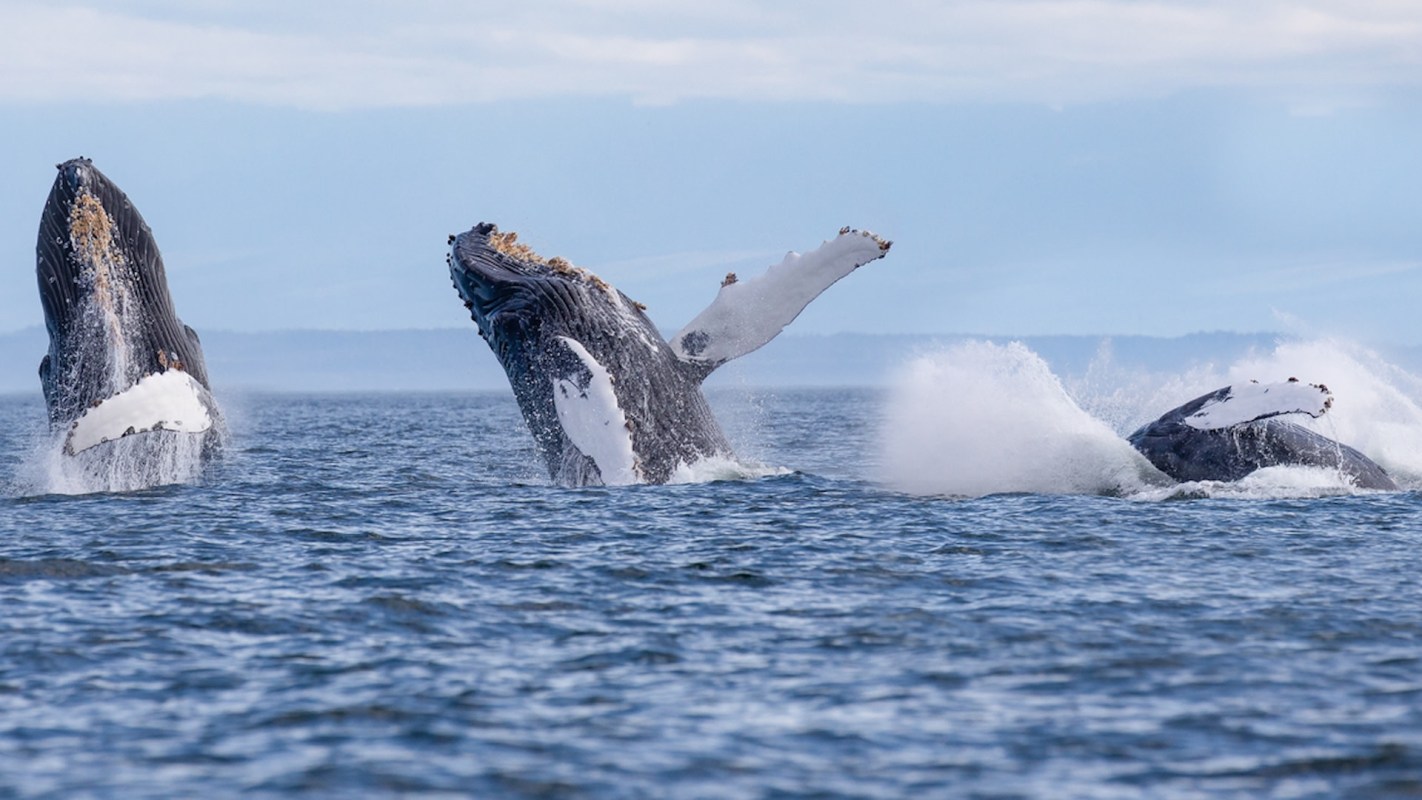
[448,222,729,485]
[36,158,219,453]
[447,222,659,367]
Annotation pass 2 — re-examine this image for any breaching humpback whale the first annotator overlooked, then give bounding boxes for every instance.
[1128,380,1396,490]
[36,158,222,460]
[448,223,891,486]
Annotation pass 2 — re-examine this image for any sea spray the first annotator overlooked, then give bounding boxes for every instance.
[1065,338,1239,435]
[13,429,217,496]
[879,341,1160,497]
[1223,339,1422,487]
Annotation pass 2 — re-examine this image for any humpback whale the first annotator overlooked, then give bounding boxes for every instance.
[448,223,891,486]
[1128,380,1396,490]
[36,158,222,462]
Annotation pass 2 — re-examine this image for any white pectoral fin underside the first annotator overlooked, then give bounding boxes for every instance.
[551,336,641,485]
[65,370,214,455]
[1183,380,1333,431]
[669,228,891,370]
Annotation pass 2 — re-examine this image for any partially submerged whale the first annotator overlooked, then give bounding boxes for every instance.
[1128,380,1396,490]
[36,158,222,460]
[449,223,891,486]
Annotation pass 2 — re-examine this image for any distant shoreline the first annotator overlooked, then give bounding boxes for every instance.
[6,327,1416,394]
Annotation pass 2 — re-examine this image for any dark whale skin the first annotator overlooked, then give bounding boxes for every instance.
[1128,386,1397,490]
[448,222,730,485]
[36,158,216,431]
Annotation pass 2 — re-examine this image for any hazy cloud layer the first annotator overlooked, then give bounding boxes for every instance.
[3,1,1419,109]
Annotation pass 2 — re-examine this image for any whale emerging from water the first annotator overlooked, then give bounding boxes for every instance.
[36,158,222,460]
[449,223,891,486]
[1128,380,1396,490]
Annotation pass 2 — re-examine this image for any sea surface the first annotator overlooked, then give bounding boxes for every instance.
[2,385,1422,799]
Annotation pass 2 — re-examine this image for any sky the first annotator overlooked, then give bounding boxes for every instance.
[1,1,1421,343]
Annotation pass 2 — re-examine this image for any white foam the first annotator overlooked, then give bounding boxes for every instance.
[1130,465,1375,502]
[667,454,791,484]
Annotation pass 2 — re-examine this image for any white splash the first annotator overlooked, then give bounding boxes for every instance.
[879,341,1162,497]
[1131,465,1368,502]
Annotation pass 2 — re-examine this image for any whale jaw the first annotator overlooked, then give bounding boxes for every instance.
[64,370,217,456]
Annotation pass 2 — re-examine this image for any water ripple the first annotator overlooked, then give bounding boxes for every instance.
[1,391,1421,798]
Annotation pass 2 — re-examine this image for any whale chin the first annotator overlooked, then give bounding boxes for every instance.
[64,370,217,456]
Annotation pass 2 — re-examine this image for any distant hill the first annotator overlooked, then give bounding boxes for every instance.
[3,326,1419,395]
[0,327,502,395]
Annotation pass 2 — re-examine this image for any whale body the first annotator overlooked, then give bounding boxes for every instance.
[449,223,891,486]
[36,158,222,462]
[1128,380,1396,490]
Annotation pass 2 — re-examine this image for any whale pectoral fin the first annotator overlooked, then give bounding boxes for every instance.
[1183,380,1333,431]
[668,227,891,374]
[548,336,641,486]
[64,370,215,455]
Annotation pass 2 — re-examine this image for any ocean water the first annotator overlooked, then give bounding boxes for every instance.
[4,345,1422,798]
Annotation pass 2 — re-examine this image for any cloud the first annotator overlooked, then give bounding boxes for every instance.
[1,1,1420,109]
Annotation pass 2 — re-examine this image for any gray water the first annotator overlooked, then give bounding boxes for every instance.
[2,389,1421,798]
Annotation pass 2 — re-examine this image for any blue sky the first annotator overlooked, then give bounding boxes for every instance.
[1,1,1420,342]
